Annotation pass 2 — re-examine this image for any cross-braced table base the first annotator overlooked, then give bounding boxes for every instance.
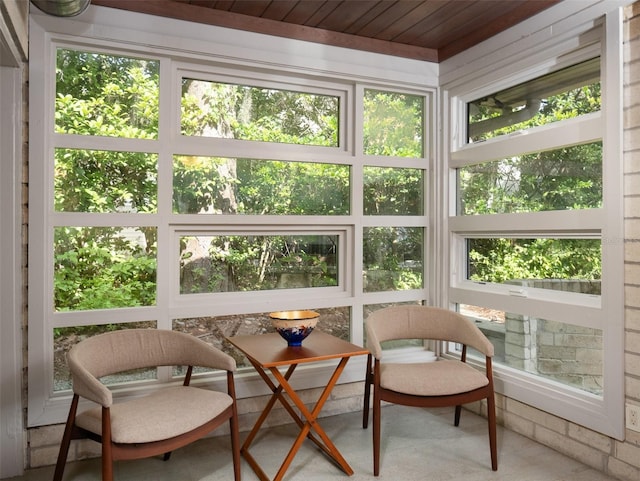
[226,332,368,481]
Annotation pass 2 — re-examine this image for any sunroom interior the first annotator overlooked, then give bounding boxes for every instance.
[2,0,640,480]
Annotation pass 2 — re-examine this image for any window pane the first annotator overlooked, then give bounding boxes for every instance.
[467,238,601,290]
[467,58,600,142]
[363,89,424,157]
[181,79,339,146]
[363,167,424,215]
[459,304,602,395]
[54,227,157,311]
[173,156,349,215]
[458,142,602,215]
[53,321,157,391]
[55,149,158,213]
[173,307,350,370]
[56,49,159,138]
[180,234,338,294]
[363,227,423,292]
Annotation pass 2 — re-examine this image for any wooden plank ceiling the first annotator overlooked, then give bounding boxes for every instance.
[92,0,561,62]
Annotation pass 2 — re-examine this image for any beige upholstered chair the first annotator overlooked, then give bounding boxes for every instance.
[362,305,497,475]
[53,329,241,481]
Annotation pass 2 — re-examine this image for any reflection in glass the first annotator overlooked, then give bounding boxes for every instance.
[180,234,338,294]
[459,304,602,395]
[173,307,350,371]
[56,48,159,138]
[54,227,157,311]
[363,227,423,292]
[173,156,349,215]
[458,142,602,215]
[53,321,157,391]
[466,238,601,290]
[363,89,424,158]
[181,79,339,147]
[55,149,158,213]
[467,58,600,142]
[363,167,423,215]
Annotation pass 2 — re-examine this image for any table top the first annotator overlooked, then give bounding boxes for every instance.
[226,331,369,368]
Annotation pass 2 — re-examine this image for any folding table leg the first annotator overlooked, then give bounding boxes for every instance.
[269,357,354,480]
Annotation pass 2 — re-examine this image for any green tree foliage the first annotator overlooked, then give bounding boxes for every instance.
[363,89,423,157]
[53,50,431,308]
[363,167,423,215]
[54,227,156,311]
[54,50,160,312]
[363,227,423,292]
[468,239,601,284]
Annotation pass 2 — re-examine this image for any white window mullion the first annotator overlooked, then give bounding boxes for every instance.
[28,17,57,426]
[600,6,626,439]
[450,113,602,167]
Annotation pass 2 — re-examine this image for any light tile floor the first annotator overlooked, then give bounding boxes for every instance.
[9,405,620,481]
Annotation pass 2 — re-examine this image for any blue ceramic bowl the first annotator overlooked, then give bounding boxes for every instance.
[270,310,319,347]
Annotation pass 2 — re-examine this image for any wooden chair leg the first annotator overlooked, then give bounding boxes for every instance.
[363,353,372,429]
[230,417,241,481]
[101,407,113,481]
[487,394,498,470]
[454,405,462,426]
[372,362,381,476]
[53,394,80,481]
[228,372,241,481]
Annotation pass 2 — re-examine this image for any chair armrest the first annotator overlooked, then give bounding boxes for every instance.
[365,320,384,360]
[68,351,113,407]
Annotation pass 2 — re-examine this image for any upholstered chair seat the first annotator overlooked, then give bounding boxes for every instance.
[75,386,233,444]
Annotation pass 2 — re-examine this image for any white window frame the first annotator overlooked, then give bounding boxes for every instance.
[441,5,625,439]
[0,63,25,477]
[28,5,434,426]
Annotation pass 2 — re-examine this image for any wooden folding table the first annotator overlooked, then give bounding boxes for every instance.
[226,331,368,481]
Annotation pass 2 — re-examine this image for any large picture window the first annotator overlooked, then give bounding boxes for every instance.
[28,10,431,426]
[446,25,624,438]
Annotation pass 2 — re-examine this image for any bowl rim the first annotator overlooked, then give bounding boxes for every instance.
[269,310,319,320]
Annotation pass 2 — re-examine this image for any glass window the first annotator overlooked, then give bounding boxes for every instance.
[467,58,600,143]
[54,227,157,311]
[56,48,159,138]
[363,227,423,292]
[448,47,624,438]
[32,27,430,427]
[458,142,602,215]
[55,149,158,213]
[179,234,339,294]
[363,89,424,157]
[363,167,424,215]
[459,304,602,395]
[181,78,339,146]
[173,156,350,215]
[467,238,601,290]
